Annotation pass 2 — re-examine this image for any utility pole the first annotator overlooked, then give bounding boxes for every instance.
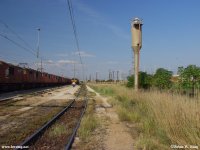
[108,71,110,80]
[96,72,98,83]
[109,70,112,80]
[112,71,115,82]
[36,28,40,71]
[73,63,75,79]
[117,70,119,81]
[40,58,43,72]
[89,74,91,81]
[131,18,143,91]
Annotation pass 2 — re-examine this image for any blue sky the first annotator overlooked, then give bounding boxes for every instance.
[0,0,200,80]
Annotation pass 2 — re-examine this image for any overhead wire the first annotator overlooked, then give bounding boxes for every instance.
[0,20,36,55]
[66,0,83,65]
[0,21,53,72]
[0,32,37,57]
[66,0,85,81]
[0,10,85,78]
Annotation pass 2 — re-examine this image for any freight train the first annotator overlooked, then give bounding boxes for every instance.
[0,60,73,93]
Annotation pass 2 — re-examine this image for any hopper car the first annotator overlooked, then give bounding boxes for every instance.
[0,60,73,93]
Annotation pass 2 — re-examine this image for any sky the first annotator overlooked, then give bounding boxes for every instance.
[0,0,200,80]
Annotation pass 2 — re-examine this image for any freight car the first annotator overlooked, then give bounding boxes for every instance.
[0,60,72,93]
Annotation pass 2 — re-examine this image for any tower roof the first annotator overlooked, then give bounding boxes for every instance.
[132,17,143,25]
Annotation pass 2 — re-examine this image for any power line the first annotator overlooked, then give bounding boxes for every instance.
[66,0,86,81]
[0,22,50,67]
[66,0,83,65]
[0,20,36,54]
[0,32,37,56]
[0,21,68,76]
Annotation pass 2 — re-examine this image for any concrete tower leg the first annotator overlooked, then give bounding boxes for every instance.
[134,49,139,91]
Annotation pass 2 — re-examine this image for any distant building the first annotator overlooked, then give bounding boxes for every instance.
[171,74,179,83]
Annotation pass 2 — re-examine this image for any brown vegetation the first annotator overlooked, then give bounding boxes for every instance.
[90,84,200,149]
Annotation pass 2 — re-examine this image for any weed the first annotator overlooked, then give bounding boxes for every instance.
[78,115,99,141]
[48,124,68,137]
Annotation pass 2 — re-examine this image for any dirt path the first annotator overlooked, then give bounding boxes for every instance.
[87,86,134,150]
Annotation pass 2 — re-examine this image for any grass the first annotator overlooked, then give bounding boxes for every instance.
[78,91,100,142]
[48,123,68,137]
[78,115,99,141]
[89,83,200,149]
[89,85,115,96]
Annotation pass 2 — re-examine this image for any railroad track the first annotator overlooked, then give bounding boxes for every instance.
[16,84,88,150]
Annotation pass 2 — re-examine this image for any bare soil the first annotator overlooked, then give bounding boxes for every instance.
[73,86,134,150]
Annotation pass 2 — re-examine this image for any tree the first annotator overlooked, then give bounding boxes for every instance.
[178,65,200,92]
[152,68,172,89]
[127,75,134,87]
[139,72,153,89]
[126,71,152,89]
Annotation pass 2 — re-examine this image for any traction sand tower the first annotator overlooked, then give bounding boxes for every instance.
[131,18,143,91]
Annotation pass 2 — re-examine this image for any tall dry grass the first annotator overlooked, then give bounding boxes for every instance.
[89,84,200,149]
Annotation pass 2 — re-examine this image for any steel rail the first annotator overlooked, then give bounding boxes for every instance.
[65,91,88,150]
[16,85,84,150]
[16,100,75,149]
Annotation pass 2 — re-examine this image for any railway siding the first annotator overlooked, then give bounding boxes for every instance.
[26,84,88,149]
[0,85,79,146]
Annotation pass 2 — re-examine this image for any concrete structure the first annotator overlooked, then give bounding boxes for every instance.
[131,17,143,91]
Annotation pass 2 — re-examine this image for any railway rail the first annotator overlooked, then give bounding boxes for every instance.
[16,84,88,150]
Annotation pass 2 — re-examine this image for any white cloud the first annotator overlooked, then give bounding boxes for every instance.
[58,60,78,64]
[74,51,95,57]
[45,60,54,64]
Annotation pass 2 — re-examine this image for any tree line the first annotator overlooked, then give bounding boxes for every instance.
[127,65,200,95]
